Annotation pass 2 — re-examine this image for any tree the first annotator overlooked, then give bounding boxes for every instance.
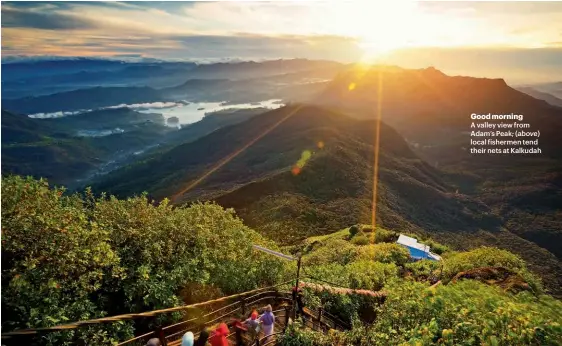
[1,176,131,345]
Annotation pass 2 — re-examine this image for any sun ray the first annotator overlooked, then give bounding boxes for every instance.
[170,104,305,203]
[370,66,384,244]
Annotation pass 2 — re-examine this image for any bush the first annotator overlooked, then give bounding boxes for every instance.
[405,259,441,279]
[442,247,536,284]
[303,238,359,266]
[372,228,398,243]
[351,235,370,246]
[280,323,335,346]
[422,238,450,255]
[1,176,131,344]
[349,225,362,238]
[358,243,411,266]
[347,261,398,291]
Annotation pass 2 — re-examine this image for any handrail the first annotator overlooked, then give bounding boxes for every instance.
[138,291,292,345]
[3,274,367,345]
[1,280,294,339]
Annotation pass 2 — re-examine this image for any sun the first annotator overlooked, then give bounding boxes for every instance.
[329,0,420,63]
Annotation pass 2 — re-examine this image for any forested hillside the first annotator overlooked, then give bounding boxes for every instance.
[2,177,561,345]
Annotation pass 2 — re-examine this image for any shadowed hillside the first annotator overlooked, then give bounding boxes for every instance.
[1,109,171,185]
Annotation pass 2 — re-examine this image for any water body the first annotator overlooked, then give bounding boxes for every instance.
[137,99,283,127]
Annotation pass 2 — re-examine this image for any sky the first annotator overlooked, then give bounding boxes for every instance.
[2,1,562,83]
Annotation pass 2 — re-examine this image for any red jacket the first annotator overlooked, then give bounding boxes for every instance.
[209,323,229,346]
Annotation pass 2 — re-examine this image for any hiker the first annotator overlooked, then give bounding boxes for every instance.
[194,328,210,346]
[181,331,194,346]
[232,319,248,346]
[145,338,162,346]
[259,304,275,342]
[292,286,305,319]
[209,323,229,346]
[243,310,260,342]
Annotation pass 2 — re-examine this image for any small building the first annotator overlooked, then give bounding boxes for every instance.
[396,234,442,261]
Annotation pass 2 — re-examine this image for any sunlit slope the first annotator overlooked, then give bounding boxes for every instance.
[318,65,562,156]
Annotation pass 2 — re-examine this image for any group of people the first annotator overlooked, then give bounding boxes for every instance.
[144,304,276,346]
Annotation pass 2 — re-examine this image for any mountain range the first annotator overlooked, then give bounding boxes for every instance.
[2,60,561,296]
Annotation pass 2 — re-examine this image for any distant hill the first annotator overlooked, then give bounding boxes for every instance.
[1,109,170,185]
[2,110,104,184]
[185,59,343,80]
[1,109,54,144]
[2,59,345,114]
[317,66,562,152]
[516,86,562,107]
[521,81,562,99]
[2,86,165,114]
[315,66,562,292]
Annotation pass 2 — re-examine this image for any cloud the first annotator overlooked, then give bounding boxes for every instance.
[107,102,180,110]
[1,0,561,81]
[169,34,361,60]
[1,6,98,30]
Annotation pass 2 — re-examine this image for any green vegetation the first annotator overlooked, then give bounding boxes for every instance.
[357,243,411,266]
[280,229,562,346]
[349,225,361,238]
[1,176,285,345]
[2,177,561,345]
[281,280,562,345]
[350,235,369,246]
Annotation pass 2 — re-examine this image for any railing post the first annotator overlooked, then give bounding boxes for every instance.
[283,305,290,333]
[293,253,302,320]
[317,307,323,325]
[241,297,246,317]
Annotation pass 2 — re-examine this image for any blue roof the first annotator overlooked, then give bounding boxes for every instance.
[396,234,442,261]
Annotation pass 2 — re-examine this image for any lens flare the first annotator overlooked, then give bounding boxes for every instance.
[291,166,301,176]
[170,104,305,203]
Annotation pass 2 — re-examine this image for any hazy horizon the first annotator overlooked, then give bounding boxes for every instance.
[2,1,562,84]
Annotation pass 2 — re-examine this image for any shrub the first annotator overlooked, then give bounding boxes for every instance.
[372,228,398,243]
[405,259,441,279]
[1,176,131,344]
[422,238,450,255]
[358,243,411,266]
[351,235,370,246]
[303,238,359,266]
[347,261,398,291]
[349,225,361,238]
[442,247,529,282]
